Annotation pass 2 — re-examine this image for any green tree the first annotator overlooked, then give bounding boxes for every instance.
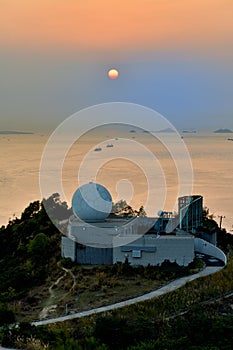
[0,303,15,326]
[112,200,147,217]
[21,201,40,221]
[137,206,147,217]
[42,193,72,221]
[27,232,51,261]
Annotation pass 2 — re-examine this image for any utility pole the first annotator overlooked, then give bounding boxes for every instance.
[218,215,226,230]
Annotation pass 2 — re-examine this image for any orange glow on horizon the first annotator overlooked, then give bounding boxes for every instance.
[0,0,233,53]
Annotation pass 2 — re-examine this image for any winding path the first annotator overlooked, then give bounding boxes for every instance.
[0,265,224,350]
[38,265,77,320]
[32,265,223,326]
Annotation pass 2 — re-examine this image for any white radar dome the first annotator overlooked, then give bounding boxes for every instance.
[72,182,112,221]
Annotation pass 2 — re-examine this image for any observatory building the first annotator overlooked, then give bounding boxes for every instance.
[61,183,226,266]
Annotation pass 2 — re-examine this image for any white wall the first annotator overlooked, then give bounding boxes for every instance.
[113,235,195,267]
[194,238,227,265]
[68,216,156,248]
[61,236,76,261]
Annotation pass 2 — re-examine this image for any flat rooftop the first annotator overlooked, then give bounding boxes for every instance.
[69,215,136,228]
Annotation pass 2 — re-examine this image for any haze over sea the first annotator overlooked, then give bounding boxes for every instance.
[0,131,232,232]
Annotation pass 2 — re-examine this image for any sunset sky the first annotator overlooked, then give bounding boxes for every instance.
[0,0,233,132]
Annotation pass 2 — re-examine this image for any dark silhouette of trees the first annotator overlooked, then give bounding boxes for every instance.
[42,193,72,221]
[0,193,70,304]
[111,200,147,217]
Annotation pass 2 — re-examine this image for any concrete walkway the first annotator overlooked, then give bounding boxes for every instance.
[32,266,222,326]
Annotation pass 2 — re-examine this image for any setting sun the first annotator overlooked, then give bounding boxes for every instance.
[108,68,119,79]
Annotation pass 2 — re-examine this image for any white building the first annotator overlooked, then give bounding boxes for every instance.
[113,234,194,267]
[62,216,195,266]
[61,183,226,267]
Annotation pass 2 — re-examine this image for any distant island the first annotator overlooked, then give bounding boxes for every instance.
[156,127,175,133]
[182,130,197,133]
[0,130,34,135]
[214,128,233,133]
[141,128,175,133]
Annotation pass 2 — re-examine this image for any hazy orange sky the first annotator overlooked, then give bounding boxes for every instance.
[0,0,233,132]
[1,0,232,53]
[0,1,233,229]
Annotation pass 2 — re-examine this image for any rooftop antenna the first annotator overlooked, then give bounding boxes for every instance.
[218,215,226,230]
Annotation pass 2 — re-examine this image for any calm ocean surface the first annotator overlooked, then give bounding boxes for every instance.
[0,132,232,232]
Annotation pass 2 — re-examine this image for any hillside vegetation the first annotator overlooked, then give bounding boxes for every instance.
[0,197,233,349]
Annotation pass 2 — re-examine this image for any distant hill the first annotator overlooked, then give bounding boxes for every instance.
[140,128,176,133]
[0,130,34,134]
[182,130,197,133]
[0,130,34,135]
[214,128,233,133]
[156,127,175,133]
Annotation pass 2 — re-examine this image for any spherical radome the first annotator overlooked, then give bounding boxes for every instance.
[72,182,112,221]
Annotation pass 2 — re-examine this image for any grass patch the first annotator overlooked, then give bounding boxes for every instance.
[12,259,202,322]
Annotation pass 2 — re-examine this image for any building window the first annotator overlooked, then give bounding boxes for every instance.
[132,250,141,258]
